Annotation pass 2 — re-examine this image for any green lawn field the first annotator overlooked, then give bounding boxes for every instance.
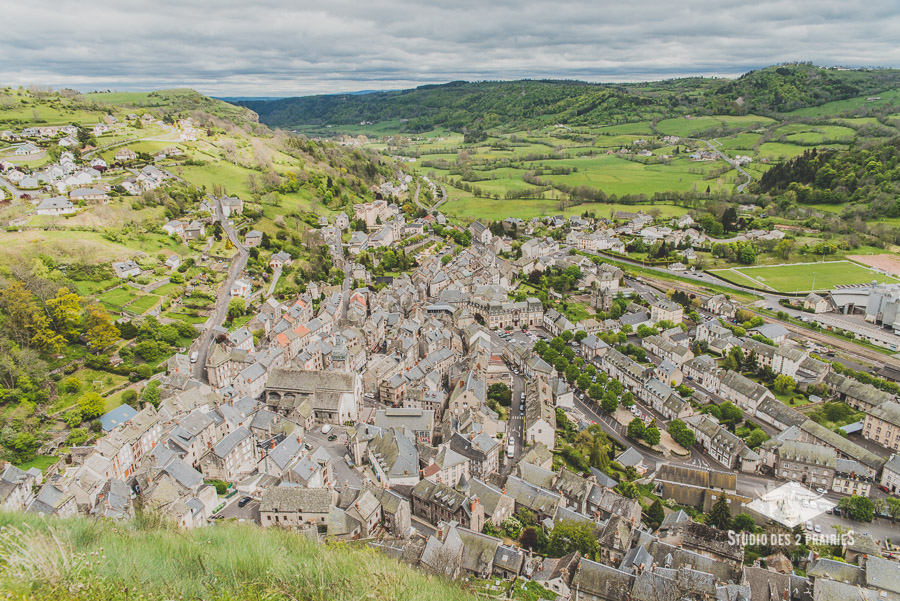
[710,260,900,293]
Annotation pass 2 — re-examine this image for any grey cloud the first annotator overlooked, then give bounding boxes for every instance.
[1,0,898,95]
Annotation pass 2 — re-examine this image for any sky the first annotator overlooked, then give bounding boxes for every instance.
[3,0,900,97]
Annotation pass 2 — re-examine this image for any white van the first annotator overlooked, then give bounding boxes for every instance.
[190,351,199,363]
[321,424,333,435]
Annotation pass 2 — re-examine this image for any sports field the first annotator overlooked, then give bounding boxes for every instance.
[710,260,900,293]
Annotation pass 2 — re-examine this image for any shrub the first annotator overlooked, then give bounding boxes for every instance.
[60,376,82,394]
[66,428,90,446]
[62,409,83,428]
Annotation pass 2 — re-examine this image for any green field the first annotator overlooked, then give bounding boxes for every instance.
[710,260,900,293]
[440,195,690,221]
[655,115,775,137]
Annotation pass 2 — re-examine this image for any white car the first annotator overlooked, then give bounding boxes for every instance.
[805,521,813,531]
[814,524,821,533]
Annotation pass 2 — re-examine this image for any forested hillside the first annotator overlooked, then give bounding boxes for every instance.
[756,139,900,216]
[238,64,900,132]
[705,64,900,114]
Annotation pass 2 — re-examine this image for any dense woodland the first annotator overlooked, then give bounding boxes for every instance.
[239,64,900,132]
[757,139,900,216]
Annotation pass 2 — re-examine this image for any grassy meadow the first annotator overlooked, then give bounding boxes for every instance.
[0,512,480,601]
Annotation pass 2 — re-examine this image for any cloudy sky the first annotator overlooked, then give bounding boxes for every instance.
[3,0,899,97]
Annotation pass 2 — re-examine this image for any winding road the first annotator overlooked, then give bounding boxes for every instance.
[688,137,752,193]
[192,196,249,383]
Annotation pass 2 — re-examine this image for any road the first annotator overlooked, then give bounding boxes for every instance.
[577,244,900,369]
[82,123,178,159]
[267,267,282,297]
[192,196,249,383]
[687,137,752,193]
[0,175,26,199]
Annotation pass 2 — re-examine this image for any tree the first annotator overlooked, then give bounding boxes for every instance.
[601,392,618,414]
[60,376,82,395]
[561,330,574,343]
[721,207,738,232]
[743,350,758,372]
[142,380,161,407]
[565,365,580,382]
[838,496,874,522]
[588,383,603,400]
[775,239,794,260]
[774,374,796,395]
[647,499,665,527]
[227,298,246,321]
[644,426,661,446]
[577,375,591,391]
[78,392,105,420]
[732,513,756,532]
[668,420,696,448]
[574,330,587,342]
[46,287,82,341]
[83,303,120,351]
[63,409,83,428]
[615,481,638,498]
[488,383,512,407]
[67,428,90,446]
[885,497,900,520]
[545,520,600,559]
[745,429,769,448]
[121,389,139,407]
[621,391,635,408]
[718,401,743,428]
[708,494,732,530]
[627,418,646,439]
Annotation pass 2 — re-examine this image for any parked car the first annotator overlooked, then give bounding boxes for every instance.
[238,496,253,508]
[814,524,822,534]
[805,521,813,531]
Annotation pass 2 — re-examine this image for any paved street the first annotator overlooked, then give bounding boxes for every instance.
[192,196,249,383]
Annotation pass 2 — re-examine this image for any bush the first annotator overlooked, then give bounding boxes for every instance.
[206,479,229,495]
[66,428,90,447]
[60,377,82,394]
[122,389,139,407]
[78,392,105,420]
[62,409,83,428]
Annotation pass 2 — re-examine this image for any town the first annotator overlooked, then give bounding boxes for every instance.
[4,107,900,599]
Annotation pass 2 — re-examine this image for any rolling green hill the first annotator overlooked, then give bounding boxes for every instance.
[236,64,900,133]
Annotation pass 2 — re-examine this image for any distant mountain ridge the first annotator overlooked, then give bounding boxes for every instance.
[233,64,900,132]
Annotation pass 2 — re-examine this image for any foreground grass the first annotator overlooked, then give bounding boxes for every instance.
[0,512,478,601]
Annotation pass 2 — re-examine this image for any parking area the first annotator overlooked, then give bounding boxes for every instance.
[214,495,260,523]
[304,426,362,489]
